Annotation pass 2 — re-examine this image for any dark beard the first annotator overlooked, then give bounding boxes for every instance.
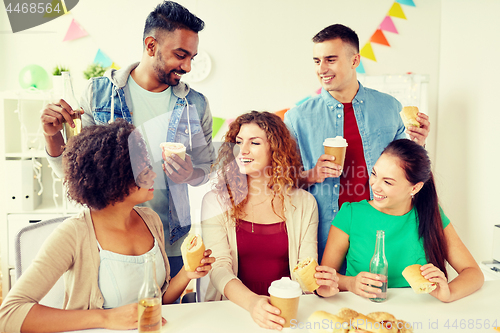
[153,49,186,86]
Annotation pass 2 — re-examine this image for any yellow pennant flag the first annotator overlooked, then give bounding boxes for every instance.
[360,42,376,62]
[388,2,407,19]
[110,62,121,70]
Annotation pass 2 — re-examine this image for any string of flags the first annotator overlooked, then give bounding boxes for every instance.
[357,0,415,73]
[270,0,416,123]
[61,11,120,70]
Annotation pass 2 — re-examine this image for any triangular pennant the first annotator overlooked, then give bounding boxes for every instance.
[370,29,390,46]
[93,49,113,68]
[396,0,416,6]
[274,108,290,121]
[315,87,322,95]
[388,2,407,20]
[379,16,399,34]
[356,60,366,74]
[212,117,225,138]
[110,62,121,70]
[296,96,311,106]
[360,42,377,62]
[63,19,88,42]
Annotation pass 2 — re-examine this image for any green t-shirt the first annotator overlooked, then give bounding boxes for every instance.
[332,200,450,287]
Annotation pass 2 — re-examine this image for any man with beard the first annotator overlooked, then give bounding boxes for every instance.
[40,1,216,281]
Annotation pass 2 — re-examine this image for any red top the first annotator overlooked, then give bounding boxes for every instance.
[339,102,371,209]
[236,219,289,296]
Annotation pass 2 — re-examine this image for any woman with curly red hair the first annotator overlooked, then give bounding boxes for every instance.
[201,111,339,331]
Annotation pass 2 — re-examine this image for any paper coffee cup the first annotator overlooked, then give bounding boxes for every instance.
[160,142,186,161]
[323,136,348,168]
[268,277,302,328]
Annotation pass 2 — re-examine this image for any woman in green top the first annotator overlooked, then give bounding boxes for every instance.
[322,139,483,302]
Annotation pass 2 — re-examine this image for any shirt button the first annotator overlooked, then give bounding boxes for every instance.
[333,210,337,213]
[185,128,189,134]
[334,185,338,188]
[337,114,342,118]
[330,105,334,109]
[337,104,342,108]
[360,100,364,103]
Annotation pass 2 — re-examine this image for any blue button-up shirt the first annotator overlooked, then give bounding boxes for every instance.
[284,82,405,258]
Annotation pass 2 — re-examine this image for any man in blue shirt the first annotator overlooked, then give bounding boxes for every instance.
[284,24,430,261]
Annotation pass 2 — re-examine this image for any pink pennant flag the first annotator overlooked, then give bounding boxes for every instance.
[316,87,322,95]
[379,16,398,34]
[63,19,88,41]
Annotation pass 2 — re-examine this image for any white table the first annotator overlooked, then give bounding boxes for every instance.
[81,280,500,333]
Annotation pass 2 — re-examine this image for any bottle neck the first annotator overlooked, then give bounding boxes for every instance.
[62,72,80,109]
[144,254,157,283]
[374,230,385,257]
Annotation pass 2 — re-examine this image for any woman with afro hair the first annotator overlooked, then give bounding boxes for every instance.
[0,119,214,333]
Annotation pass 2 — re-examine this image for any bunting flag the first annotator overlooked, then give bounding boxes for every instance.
[360,42,376,62]
[62,19,88,42]
[315,87,322,95]
[356,60,366,74]
[110,62,121,70]
[370,29,390,46]
[396,0,416,6]
[212,117,226,138]
[379,16,399,34]
[93,49,113,67]
[296,96,311,106]
[274,108,290,121]
[388,2,407,19]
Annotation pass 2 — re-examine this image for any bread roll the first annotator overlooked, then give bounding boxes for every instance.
[307,311,348,333]
[292,257,320,292]
[367,312,396,323]
[395,320,414,333]
[181,234,205,272]
[402,264,437,294]
[337,307,359,321]
[399,106,420,128]
[352,313,397,333]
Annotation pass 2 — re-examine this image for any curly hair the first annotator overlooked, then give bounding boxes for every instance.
[63,119,149,210]
[212,111,303,225]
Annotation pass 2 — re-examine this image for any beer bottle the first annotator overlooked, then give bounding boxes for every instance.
[138,252,162,333]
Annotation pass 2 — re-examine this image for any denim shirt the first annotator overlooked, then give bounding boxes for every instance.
[284,82,405,256]
[47,63,215,246]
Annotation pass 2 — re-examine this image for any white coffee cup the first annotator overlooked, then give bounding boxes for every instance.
[160,142,186,161]
[268,277,302,328]
[323,136,348,168]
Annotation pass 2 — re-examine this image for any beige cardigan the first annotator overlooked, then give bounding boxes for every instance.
[201,188,318,301]
[0,207,170,333]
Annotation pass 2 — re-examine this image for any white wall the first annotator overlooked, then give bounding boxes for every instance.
[436,0,500,262]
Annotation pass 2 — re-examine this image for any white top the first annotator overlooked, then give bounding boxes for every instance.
[97,238,166,309]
